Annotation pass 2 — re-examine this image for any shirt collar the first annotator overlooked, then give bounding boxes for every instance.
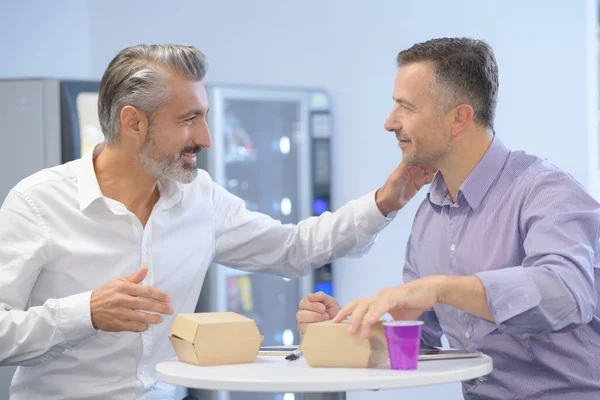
[157,179,184,210]
[77,143,184,212]
[77,143,104,211]
[428,136,510,211]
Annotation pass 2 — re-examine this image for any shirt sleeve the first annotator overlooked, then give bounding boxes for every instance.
[212,183,394,278]
[404,231,443,346]
[0,190,96,366]
[476,169,600,335]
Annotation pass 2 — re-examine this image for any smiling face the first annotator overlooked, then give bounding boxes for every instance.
[138,73,212,183]
[383,61,454,167]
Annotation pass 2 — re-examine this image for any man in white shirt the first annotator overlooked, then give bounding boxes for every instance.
[0,44,434,400]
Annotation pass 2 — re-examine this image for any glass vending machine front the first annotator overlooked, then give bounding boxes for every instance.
[194,86,340,400]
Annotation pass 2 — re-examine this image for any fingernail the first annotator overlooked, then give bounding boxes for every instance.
[346,325,354,333]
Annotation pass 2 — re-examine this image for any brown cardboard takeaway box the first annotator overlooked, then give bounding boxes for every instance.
[169,312,263,366]
[301,320,388,368]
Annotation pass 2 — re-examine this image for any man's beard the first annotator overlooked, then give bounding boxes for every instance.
[401,129,450,167]
[139,129,200,183]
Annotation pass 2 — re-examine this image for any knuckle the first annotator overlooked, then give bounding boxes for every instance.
[147,301,161,313]
[143,287,153,298]
[114,293,128,306]
[134,300,148,313]
[298,322,306,333]
[115,281,126,291]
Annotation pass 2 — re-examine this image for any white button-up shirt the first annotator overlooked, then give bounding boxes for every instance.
[0,145,392,400]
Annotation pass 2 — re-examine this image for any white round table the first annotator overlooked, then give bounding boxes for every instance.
[155,355,493,393]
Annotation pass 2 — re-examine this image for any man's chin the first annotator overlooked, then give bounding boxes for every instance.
[175,166,199,184]
[402,156,430,168]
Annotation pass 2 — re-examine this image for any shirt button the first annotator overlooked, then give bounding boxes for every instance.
[478,376,486,382]
[464,331,471,339]
[499,324,506,330]
[450,244,456,251]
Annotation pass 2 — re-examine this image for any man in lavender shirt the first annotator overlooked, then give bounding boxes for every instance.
[297,37,600,399]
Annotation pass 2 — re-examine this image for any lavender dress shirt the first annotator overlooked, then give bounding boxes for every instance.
[406,137,600,399]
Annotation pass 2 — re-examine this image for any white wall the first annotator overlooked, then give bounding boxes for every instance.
[0,1,92,79]
[0,1,597,399]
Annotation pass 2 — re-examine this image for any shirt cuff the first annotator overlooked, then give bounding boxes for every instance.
[56,290,97,345]
[352,189,395,231]
[476,266,542,332]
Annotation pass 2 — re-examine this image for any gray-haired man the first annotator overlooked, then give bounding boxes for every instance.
[0,44,433,399]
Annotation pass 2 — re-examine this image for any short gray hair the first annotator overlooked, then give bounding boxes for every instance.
[397,38,498,129]
[98,44,208,144]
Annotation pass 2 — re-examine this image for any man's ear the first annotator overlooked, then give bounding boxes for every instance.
[119,105,149,145]
[450,104,474,137]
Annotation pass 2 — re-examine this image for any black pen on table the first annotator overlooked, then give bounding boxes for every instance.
[286,349,303,361]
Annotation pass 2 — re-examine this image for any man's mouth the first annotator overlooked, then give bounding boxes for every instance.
[396,134,411,148]
[181,147,201,163]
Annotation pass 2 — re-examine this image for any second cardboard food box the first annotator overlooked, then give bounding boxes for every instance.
[169,312,263,366]
[301,320,389,368]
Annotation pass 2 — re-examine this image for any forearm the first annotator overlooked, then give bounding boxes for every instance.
[215,190,393,277]
[436,275,494,322]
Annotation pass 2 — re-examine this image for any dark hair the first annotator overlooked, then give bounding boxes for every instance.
[397,37,498,128]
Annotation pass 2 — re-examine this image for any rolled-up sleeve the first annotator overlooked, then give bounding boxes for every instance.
[476,169,599,335]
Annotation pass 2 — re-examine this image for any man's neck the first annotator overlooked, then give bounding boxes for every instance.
[93,145,160,219]
[439,129,494,203]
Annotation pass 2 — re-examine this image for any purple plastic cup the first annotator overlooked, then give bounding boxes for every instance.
[383,321,424,370]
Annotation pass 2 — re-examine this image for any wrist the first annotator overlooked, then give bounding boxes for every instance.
[375,189,393,216]
[431,275,450,305]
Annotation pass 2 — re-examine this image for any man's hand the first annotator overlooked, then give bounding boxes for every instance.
[376,163,437,216]
[332,276,443,339]
[90,266,174,332]
[296,292,341,337]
